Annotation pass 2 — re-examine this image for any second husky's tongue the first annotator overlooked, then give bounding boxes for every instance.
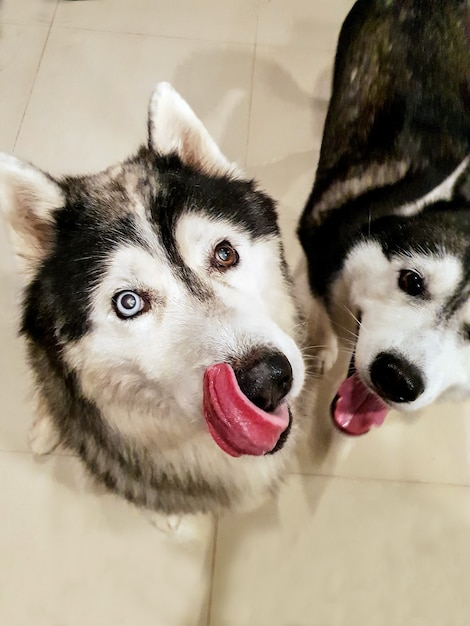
[203,363,289,457]
[332,373,389,436]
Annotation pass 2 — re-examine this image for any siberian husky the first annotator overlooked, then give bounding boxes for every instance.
[298,0,470,435]
[0,83,305,520]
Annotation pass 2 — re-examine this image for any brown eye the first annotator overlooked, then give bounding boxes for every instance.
[212,241,239,271]
[398,270,425,297]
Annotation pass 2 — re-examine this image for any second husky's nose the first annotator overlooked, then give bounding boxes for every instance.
[370,352,425,404]
[234,349,293,413]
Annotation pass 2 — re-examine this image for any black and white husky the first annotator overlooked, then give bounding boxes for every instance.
[0,83,304,519]
[298,0,470,435]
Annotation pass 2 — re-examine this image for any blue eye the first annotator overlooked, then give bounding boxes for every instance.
[113,290,148,319]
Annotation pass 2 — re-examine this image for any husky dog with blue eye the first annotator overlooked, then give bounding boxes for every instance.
[0,83,305,519]
[298,0,470,435]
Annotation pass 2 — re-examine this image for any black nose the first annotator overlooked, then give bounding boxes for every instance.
[234,349,293,413]
[369,352,425,404]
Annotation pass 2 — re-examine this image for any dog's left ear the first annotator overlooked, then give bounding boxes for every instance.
[148,82,240,177]
[0,153,64,279]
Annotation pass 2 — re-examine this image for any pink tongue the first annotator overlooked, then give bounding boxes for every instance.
[203,363,290,457]
[332,373,389,436]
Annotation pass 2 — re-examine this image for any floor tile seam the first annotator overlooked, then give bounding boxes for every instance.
[0,20,53,26]
[44,23,257,48]
[11,2,60,151]
[205,516,219,626]
[0,448,77,458]
[0,452,467,488]
[253,39,341,54]
[286,469,470,490]
[244,0,261,168]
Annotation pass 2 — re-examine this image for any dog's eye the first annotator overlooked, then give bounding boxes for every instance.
[212,241,239,271]
[398,270,425,297]
[113,290,149,319]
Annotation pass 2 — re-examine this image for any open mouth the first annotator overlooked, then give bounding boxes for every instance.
[203,362,291,457]
[331,356,389,436]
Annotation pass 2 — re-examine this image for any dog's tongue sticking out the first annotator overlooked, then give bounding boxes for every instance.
[203,363,289,457]
[332,373,389,436]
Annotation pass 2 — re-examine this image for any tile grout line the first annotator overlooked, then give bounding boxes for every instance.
[243,0,262,171]
[1,447,467,490]
[287,469,470,490]
[0,448,77,458]
[205,516,219,626]
[12,1,60,152]
[43,23,257,47]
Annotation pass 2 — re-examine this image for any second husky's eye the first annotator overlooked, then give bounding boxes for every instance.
[212,241,239,270]
[113,291,149,319]
[398,270,425,297]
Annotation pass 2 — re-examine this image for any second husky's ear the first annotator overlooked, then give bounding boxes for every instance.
[148,82,239,177]
[453,157,470,204]
[0,153,64,279]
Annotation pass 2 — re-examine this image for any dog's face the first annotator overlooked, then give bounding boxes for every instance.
[0,83,304,458]
[329,193,470,433]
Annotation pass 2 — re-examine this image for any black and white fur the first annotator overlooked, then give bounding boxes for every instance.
[298,0,470,415]
[0,83,305,521]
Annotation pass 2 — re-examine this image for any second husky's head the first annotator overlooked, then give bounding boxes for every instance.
[0,83,304,461]
[325,162,470,434]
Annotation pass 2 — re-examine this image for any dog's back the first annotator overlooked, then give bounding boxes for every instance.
[297,1,470,434]
[301,0,470,237]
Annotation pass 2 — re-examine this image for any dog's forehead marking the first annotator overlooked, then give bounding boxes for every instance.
[65,156,158,221]
[396,156,470,217]
[311,160,410,224]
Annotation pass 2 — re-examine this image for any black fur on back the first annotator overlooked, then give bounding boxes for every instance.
[298,0,470,301]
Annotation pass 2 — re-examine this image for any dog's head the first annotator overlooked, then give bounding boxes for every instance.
[0,83,304,458]
[329,161,470,434]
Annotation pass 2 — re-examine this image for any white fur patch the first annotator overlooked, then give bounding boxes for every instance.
[332,242,470,411]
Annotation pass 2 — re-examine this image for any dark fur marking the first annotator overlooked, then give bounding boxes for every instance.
[147,150,280,300]
[299,0,470,311]
[21,211,145,345]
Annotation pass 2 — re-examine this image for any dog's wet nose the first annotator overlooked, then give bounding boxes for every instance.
[234,349,293,413]
[370,352,425,404]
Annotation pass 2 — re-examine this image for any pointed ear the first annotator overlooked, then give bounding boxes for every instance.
[453,157,470,204]
[0,153,64,278]
[148,82,240,177]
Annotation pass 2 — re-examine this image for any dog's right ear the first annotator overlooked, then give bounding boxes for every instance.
[148,82,240,177]
[0,153,64,279]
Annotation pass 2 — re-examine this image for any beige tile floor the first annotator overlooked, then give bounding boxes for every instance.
[1,1,470,625]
